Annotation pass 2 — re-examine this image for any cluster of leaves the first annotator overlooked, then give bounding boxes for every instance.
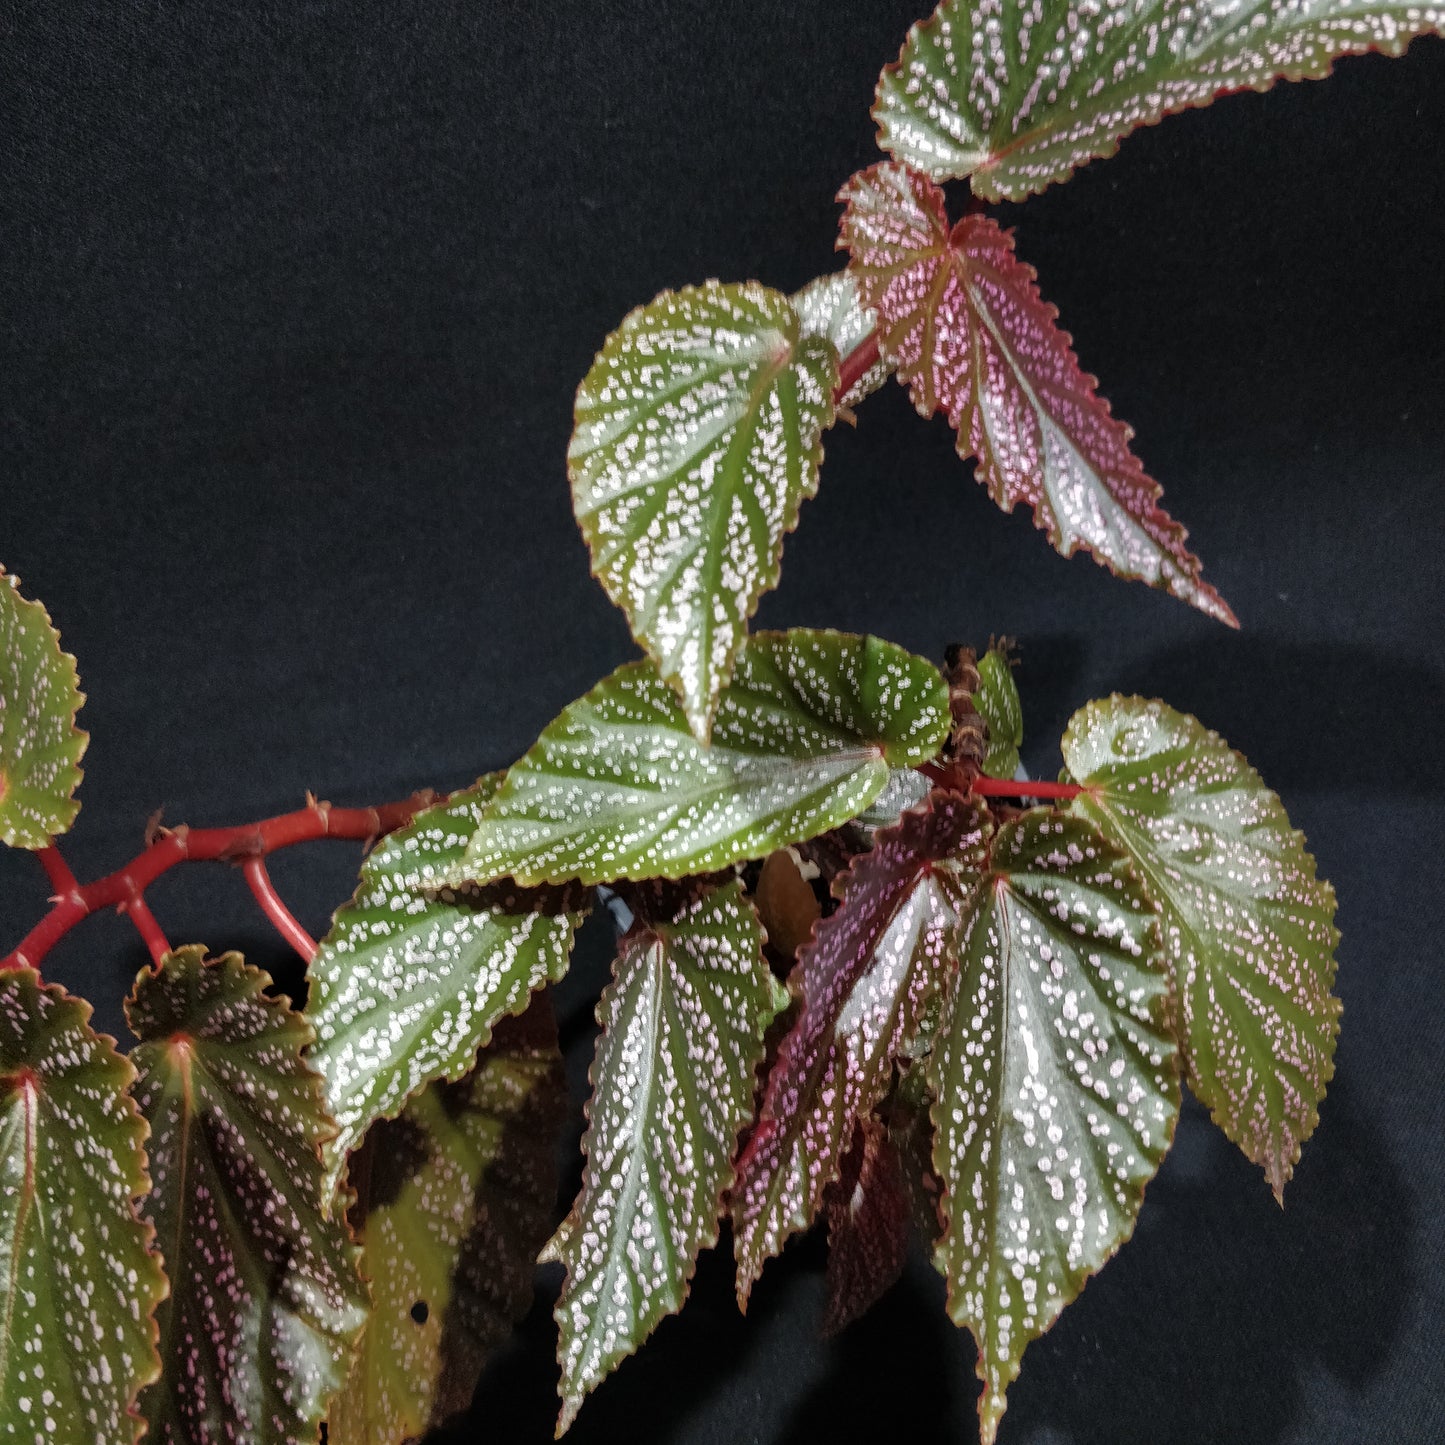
[1,2,1437,1442]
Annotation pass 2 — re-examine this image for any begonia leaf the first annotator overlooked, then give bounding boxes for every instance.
[1063,695,1341,1198]
[975,645,1023,780]
[874,0,1445,201]
[793,269,891,409]
[839,163,1236,625]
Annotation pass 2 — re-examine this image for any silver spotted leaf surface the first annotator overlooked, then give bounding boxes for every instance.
[1063,695,1341,1198]
[0,969,165,1445]
[929,811,1178,1445]
[451,629,951,888]
[0,573,87,848]
[570,280,838,740]
[821,1115,912,1336]
[127,947,368,1444]
[308,776,583,1197]
[792,270,891,409]
[976,646,1024,780]
[874,0,1445,201]
[840,163,1235,626]
[331,1000,566,1445]
[542,879,773,1433]
[732,791,991,1302]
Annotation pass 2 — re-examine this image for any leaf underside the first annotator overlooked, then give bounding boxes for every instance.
[732,791,991,1301]
[0,969,165,1445]
[792,269,892,409]
[0,573,87,848]
[874,0,1445,201]
[451,629,951,889]
[307,776,583,1198]
[332,1001,566,1445]
[840,162,1235,626]
[127,947,368,1445]
[543,879,773,1434]
[570,280,838,740]
[1063,696,1341,1199]
[930,811,1179,1445]
[822,1115,912,1336]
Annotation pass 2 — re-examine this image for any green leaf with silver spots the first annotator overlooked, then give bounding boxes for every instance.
[0,573,87,848]
[0,969,165,1445]
[542,879,773,1434]
[570,280,838,740]
[874,0,1445,201]
[451,629,951,888]
[929,811,1178,1445]
[976,646,1023,780]
[792,270,891,408]
[307,777,584,1197]
[331,1000,566,1445]
[1062,695,1340,1199]
[127,947,368,1445]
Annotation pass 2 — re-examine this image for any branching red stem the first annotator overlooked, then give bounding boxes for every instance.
[834,331,882,404]
[969,777,1085,801]
[121,887,172,967]
[3,790,437,972]
[242,857,319,963]
[37,845,82,902]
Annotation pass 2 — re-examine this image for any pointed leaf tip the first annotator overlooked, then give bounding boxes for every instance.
[873,0,1445,201]
[570,280,838,739]
[1062,696,1341,1197]
[839,163,1235,625]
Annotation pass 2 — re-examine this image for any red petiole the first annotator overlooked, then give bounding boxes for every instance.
[5,790,438,973]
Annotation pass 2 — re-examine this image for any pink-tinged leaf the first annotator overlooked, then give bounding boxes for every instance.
[822,1115,911,1336]
[874,0,1445,202]
[839,163,1236,626]
[731,791,991,1303]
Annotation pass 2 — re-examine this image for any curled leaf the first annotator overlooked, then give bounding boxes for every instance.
[793,269,891,409]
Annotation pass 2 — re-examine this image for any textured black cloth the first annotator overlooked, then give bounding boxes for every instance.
[2,5,1443,1442]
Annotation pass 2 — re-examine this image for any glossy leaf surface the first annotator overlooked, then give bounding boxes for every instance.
[332,1002,566,1445]
[452,629,951,888]
[570,281,837,740]
[543,879,772,1433]
[840,164,1235,625]
[733,791,991,1301]
[976,646,1023,779]
[930,812,1177,1444]
[793,270,891,408]
[874,0,1445,201]
[308,777,582,1195]
[1063,696,1340,1197]
[0,969,164,1445]
[128,947,367,1444]
[0,573,87,848]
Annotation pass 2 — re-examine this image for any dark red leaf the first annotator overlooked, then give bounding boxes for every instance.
[822,1115,911,1336]
[839,163,1236,626]
[731,790,990,1302]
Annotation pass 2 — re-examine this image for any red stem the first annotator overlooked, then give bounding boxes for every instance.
[3,791,437,972]
[242,857,318,963]
[120,885,172,966]
[37,845,82,902]
[834,331,882,404]
[969,777,1085,801]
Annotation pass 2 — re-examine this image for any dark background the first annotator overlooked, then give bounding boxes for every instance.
[3,4,1443,1442]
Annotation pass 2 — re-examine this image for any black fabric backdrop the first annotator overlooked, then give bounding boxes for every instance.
[3,5,1443,1442]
